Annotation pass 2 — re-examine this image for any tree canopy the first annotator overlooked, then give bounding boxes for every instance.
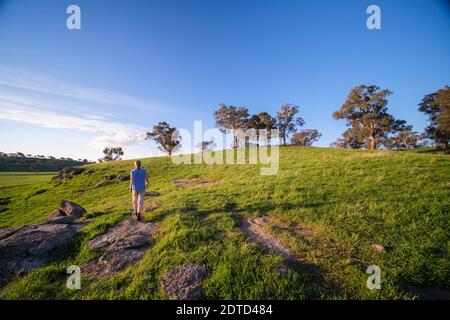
[291,129,322,146]
[333,85,407,150]
[146,121,181,156]
[213,104,250,148]
[100,147,124,162]
[276,104,305,145]
[418,85,449,151]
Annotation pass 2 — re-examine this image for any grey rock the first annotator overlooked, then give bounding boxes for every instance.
[0,227,21,241]
[0,221,85,285]
[83,219,158,277]
[52,167,84,180]
[46,215,75,225]
[117,175,130,182]
[48,208,65,218]
[113,234,149,249]
[59,200,86,219]
[88,219,157,250]
[162,264,206,300]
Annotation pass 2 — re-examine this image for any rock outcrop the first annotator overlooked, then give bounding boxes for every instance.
[162,264,206,300]
[49,200,87,219]
[52,167,84,180]
[83,219,158,277]
[93,174,130,188]
[0,201,88,285]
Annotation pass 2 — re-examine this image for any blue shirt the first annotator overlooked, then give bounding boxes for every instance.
[131,168,147,191]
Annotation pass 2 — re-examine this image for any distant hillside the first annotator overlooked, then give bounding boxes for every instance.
[0,152,93,172]
[0,146,449,299]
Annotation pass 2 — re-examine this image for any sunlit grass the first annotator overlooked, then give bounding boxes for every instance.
[0,147,448,299]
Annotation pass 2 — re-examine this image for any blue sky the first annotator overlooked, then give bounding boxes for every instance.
[0,0,449,160]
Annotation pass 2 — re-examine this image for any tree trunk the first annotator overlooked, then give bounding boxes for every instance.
[370,135,377,150]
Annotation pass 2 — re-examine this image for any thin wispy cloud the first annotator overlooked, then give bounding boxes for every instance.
[0,68,163,111]
[0,95,147,148]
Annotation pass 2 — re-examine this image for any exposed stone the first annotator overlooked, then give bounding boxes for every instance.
[83,248,146,276]
[0,227,20,241]
[371,244,387,253]
[49,208,65,218]
[52,167,84,180]
[83,219,158,277]
[46,215,75,225]
[162,264,206,300]
[117,175,130,182]
[0,221,86,285]
[88,219,157,250]
[59,200,86,219]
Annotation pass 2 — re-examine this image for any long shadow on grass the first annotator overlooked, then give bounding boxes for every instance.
[231,214,345,299]
[188,201,324,219]
[147,199,324,224]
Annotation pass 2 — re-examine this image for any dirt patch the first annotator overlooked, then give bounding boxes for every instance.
[162,264,206,300]
[83,219,158,277]
[172,178,217,188]
[265,216,314,238]
[240,216,316,263]
[240,217,297,261]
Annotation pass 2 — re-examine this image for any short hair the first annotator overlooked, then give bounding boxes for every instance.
[134,160,141,168]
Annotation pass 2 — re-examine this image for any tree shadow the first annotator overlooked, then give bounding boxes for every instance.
[189,200,325,219]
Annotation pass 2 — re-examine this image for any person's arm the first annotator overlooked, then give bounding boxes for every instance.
[145,172,149,188]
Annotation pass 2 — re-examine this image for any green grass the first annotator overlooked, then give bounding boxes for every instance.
[0,147,449,299]
[0,172,56,187]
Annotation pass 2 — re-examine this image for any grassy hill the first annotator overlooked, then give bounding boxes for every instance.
[0,146,448,299]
